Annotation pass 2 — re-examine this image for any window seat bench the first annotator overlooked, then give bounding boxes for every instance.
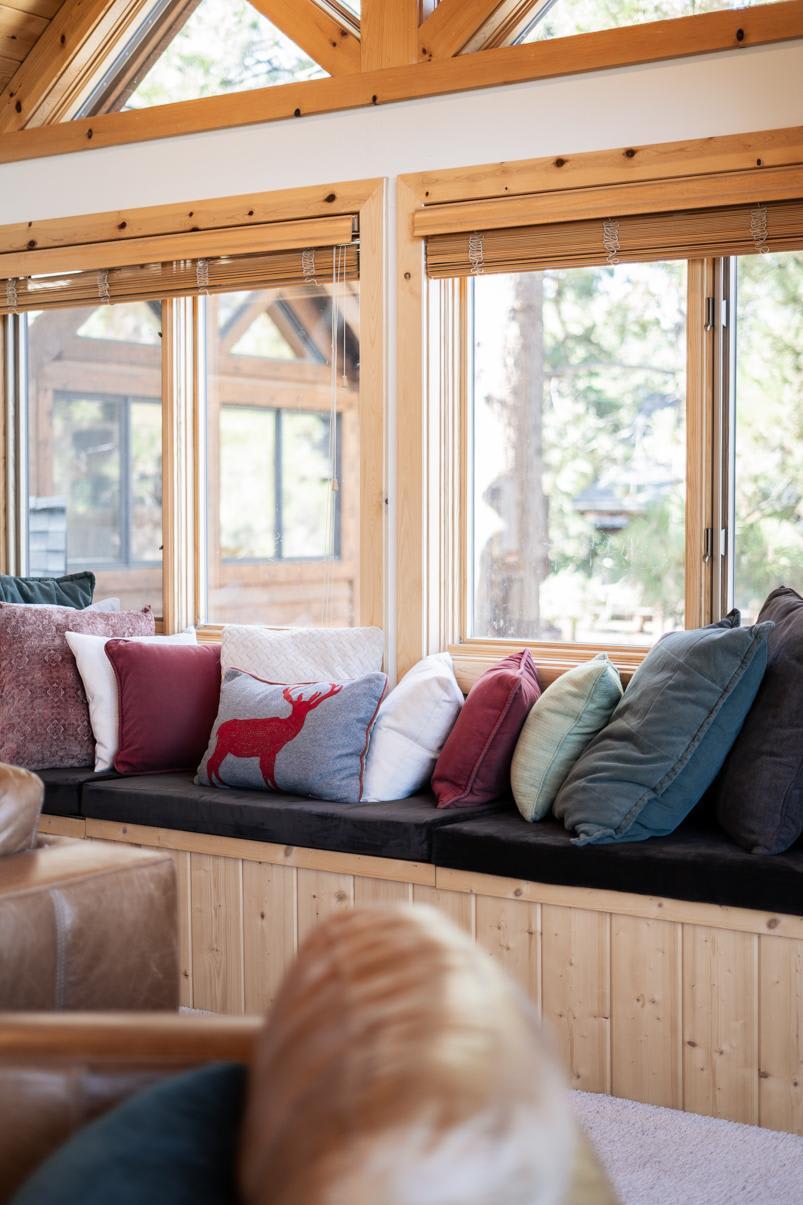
[36,767,803,1137]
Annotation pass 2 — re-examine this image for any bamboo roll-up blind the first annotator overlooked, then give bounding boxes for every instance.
[425,199,803,278]
[0,218,358,314]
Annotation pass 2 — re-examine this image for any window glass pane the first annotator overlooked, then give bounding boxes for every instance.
[220,407,276,559]
[470,262,686,645]
[733,251,803,622]
[204,285,359,627]
[520,0,781,42]
[281,411,337,559]
[27,303,163,613]
[124,0,325,110]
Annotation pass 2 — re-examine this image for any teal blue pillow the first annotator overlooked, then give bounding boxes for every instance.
[511,654,623,822]
[553,613,773,846]
[11,1062,245,1205]
[0,572,95,608]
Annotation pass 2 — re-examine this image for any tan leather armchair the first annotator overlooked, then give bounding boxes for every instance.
[0,762,179,1013]
[0,838,180,1011]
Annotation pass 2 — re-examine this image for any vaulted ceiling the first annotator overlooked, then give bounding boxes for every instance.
[0,0,799,158]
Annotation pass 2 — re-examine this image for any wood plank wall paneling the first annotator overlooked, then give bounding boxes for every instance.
[541,905,611,1093]
[50,816,803,1137]
[190,852,244,1014]
[759,935,803,1133]
[683,926,760,1125]
[242,860,297,1014]
[611,915,682,1109]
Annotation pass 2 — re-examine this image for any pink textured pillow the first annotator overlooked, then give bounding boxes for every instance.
[0,603,154,769]
[107,641,222,775]
[432,650,541,808]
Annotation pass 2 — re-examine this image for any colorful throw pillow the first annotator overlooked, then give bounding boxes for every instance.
[0,571,94,608]
[198,668,387,803]
[432,650,541,809]
[106,641,222,776]
[10,1063,246,1205]
[715,586,803,854]
[511,654,623,823]
[66,631,197,771]
[363,652,464,802]
[0,604,154,770]
[221,625,384,683]
[553,613,774,846]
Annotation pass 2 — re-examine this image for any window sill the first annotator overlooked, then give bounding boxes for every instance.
[449,640,649,693]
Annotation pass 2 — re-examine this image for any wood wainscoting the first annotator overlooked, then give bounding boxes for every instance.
[39,813,803,1136]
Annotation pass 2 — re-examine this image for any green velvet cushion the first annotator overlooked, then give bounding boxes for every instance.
[553,613,773,846]
[0,571,94,608]
[11,1063,246,1205]
[511,654,623,822]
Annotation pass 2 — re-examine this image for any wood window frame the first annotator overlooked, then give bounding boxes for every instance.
[0,178,386,639]
[396,125,803,687]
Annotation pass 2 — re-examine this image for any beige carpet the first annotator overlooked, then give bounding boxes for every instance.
[574,1092,803,1205]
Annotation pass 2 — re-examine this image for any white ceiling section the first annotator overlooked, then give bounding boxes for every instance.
[0,41,802,223]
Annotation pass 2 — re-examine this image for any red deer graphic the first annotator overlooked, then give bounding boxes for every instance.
[206,683,343,789]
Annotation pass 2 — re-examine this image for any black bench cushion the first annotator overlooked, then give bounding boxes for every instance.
[432,809,803,916]
[81,773,497,863]
[36,767,117,817]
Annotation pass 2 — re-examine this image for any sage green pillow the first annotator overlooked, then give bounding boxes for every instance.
[511,654,623,822]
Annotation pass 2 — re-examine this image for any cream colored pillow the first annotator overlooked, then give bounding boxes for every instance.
[221,625,384,683]
[511,654,622,822]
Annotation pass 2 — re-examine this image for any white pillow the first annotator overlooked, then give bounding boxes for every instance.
[221,625,384,683]
[363,652,464,802]
[66,630,197,771]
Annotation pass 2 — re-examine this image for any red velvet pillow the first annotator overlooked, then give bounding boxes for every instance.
[105,640,222,775]
[432,650,541,808]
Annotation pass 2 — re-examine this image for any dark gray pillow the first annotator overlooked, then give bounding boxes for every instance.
[0,571,94,608]
[716,586,803,854]
[553,612,773,846]
[11,1062,245,1205]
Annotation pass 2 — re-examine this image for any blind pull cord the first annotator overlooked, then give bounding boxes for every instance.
[468,232,485,275]
[195,258,210,293]
[750,206,770,255]
[602,218,621,265]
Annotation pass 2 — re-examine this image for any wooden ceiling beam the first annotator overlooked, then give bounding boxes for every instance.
[361,0,418,70]
[245,0,361,75]
[0,0,800,164]
[0,0,159,131]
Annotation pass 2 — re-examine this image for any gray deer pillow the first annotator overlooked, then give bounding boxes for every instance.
[197,667,387,803]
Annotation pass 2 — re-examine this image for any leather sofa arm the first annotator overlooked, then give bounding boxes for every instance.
[0,841,180,1011]
[0,1013,261,1202]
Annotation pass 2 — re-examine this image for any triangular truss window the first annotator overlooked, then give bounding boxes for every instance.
[520,0,775,42]
[231,312,298,361]
[85,0,326,114]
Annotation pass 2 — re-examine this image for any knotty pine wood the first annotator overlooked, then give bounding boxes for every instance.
[48,818,803,1135]
[0,2,801,163]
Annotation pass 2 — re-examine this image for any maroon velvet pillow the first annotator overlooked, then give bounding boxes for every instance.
[106,640,222,775]
[0,603,154,769]
[432,650,541,808]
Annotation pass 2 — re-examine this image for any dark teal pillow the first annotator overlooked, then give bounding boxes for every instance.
[0,571,95,608]
[553,612,774,846]
[11,1062,246,1205]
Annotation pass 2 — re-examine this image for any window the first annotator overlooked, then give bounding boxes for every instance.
[732,250,803,623]
[519,0,783,42]
[85,0,325,115]
[425,211,803,659]
[26,303,163,612]
[203,284,360,627]
[470,262,686,645]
